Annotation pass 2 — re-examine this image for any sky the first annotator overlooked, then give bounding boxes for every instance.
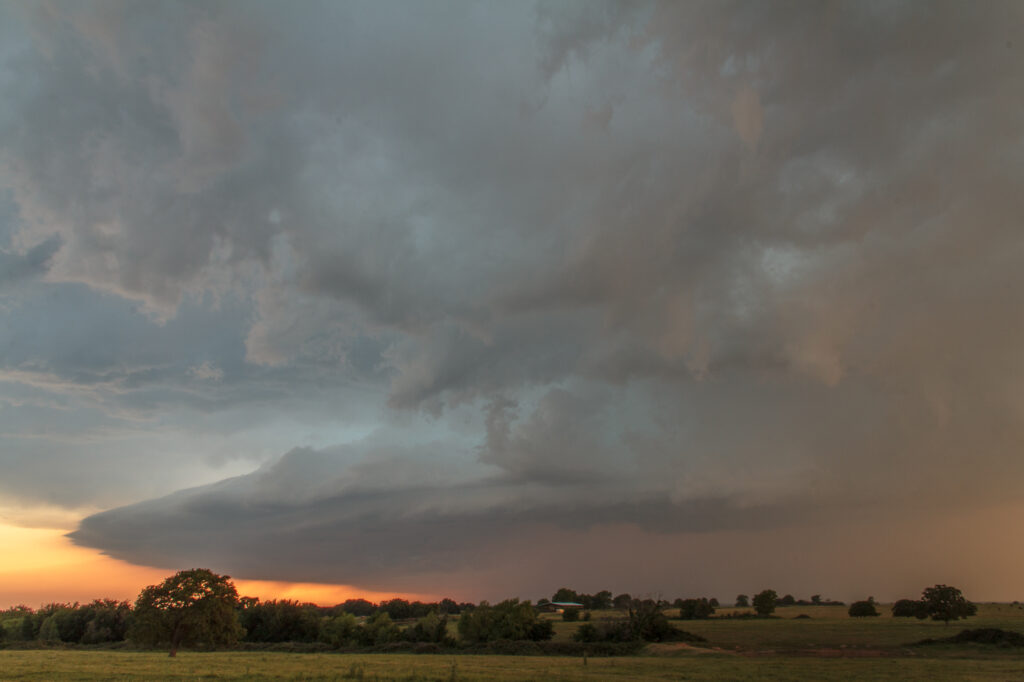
[1,0,1023,608]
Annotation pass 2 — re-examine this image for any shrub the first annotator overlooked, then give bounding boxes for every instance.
[848,600,880,617]
[404,612,453,645]
[318,613,358,647]
[678,598,715,620]
[562,608,580,622]
[914,628,1024,647]
[456,600,553,643]
[356,612,401,646]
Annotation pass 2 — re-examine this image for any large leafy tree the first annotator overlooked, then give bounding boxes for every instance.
[921,584,976,625]
[129,568,244,656]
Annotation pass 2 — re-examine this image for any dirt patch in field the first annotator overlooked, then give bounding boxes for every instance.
[645,642,736,655]
[740,647,894,658]
[799,647,891,658]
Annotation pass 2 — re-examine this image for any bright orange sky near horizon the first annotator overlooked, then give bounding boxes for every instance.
[0,522,435,610]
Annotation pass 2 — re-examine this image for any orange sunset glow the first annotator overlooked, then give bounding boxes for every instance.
[0,522,433,609]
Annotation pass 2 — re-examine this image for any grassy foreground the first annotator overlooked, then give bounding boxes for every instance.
[2,650,1024,681]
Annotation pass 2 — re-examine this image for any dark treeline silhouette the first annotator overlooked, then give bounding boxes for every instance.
[0,594,472,647]
[0,572,978,655]
[891,585,977,624]
[10,600,131,645]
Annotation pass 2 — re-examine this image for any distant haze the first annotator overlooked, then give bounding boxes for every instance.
[0,1,1022,602]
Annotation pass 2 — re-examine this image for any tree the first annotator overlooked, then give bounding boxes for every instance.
[589,590,613,610]
[779,594,796,606]
[626,599,680,642]
[19,612,37,640]
[81,599,132,644]
[811,594,821,605]
[848,600,880,617]
[129,568,243,656]
[613,593,633,610]
[735,594,750,608]
[752,590,777,617]
[892,599,928,618]
[456,600,553,643]
[678,598,715,620]
[318,612,358,647]
[552,587,579,603]
[238,599,320,643]
[356,612,401,646]
[337,598,376,617]
[404,612,452,645]
[920,585,976,625]
[438,598,460,615]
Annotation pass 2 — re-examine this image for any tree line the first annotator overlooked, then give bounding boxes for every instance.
[0,569,979,655]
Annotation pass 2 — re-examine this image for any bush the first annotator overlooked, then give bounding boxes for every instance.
[848,600,879,617]
[404,612,453,645]
[914,628,1024,647]
[318,613,358,647]
[892,599,927,619]
[356,613,402,646]
[572,617,706,645]
[678,598,714,620]
[456,600,553,643]
[562,608,580,622]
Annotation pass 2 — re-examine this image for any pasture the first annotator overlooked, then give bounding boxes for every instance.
[2,603,1024,680]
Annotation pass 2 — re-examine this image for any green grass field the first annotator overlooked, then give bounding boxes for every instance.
[2,649,1024,681]
[2,603,1023,680]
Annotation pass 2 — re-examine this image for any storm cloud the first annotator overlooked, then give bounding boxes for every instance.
[1,1,1022,598]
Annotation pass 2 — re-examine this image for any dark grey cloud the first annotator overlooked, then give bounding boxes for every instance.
[70,439,824,588]
[0,0,1021,596]
[0,235,61,289]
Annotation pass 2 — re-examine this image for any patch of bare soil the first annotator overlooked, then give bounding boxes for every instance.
[645,642,736,655]
[739,647,895,658]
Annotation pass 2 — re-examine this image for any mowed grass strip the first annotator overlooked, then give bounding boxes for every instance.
[2,650,1024,681]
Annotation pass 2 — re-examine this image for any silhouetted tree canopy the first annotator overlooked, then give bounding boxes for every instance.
[892,598,928,618]
[848,599,880,617]
[678,598,715,620]
[456,600,553,643]
[921,585,976,625]
[752,590,777,616]
[129,568,243,656]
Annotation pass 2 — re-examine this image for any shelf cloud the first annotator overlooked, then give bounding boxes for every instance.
[0,0,1021,597]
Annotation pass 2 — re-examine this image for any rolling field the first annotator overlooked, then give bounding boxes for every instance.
[2,604,1023,680]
